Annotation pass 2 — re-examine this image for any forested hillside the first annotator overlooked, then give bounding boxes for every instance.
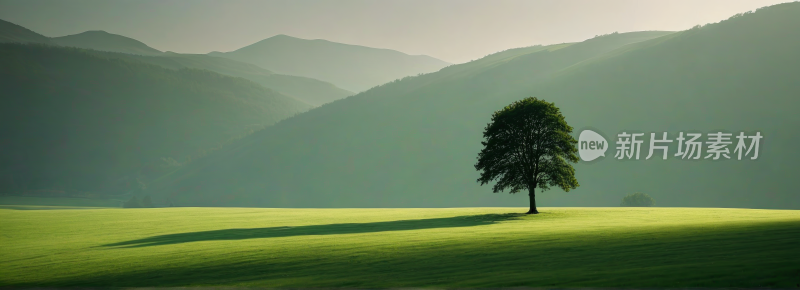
[0,44,311,196]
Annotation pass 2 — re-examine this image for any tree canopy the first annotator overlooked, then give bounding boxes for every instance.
[475,97,579,214]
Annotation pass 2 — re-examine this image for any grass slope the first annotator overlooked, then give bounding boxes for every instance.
[212,34,451,92]
[0,207,798,287]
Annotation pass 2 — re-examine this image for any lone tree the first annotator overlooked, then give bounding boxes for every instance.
[475,97,580,214]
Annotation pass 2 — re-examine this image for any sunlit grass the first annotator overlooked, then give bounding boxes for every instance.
[1,207,798,287]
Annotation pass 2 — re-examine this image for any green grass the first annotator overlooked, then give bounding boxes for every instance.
[1,207,798,287]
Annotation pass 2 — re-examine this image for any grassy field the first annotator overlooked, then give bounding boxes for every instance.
[1,206,798,287]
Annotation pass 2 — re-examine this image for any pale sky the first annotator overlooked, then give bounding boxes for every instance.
[0,0,792,63]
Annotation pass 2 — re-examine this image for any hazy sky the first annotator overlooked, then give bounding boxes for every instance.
[0,0,792,63]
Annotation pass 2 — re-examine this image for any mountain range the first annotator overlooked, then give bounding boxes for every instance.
[0,17,455,195]
[0,20,355,106]
[147,3,800,210]
[0,18,451,97]
[1,3,798,210]
[209,35,451,92]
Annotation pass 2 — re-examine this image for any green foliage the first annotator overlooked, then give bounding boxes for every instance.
[475,97,579,195]
[620,192,655,207]
[123,196,141,208]
[141,195,154,208]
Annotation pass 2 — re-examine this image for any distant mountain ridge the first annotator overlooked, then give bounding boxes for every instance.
[0,19,354,106]
[51,30,163,56]
[211,34,451,92]
[0,19,162,56]
[0,18,54,45]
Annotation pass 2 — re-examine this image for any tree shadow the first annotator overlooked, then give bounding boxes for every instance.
[103,213,526,248]
[37,219,800,287]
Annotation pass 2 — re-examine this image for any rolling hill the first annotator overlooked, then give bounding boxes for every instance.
[51,30,163,56]
[123,52,353,106]
[210,34,451,92]
[149,3,800,210]
[147,29,676,207]
[0,44,312,196]
[0,18,54,45]
[0,19,354,106]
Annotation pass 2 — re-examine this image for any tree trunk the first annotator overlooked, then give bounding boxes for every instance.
[527,187,539,214]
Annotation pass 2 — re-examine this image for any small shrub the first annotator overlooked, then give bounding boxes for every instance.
[620,192,655,207]
[123,196,141,208]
